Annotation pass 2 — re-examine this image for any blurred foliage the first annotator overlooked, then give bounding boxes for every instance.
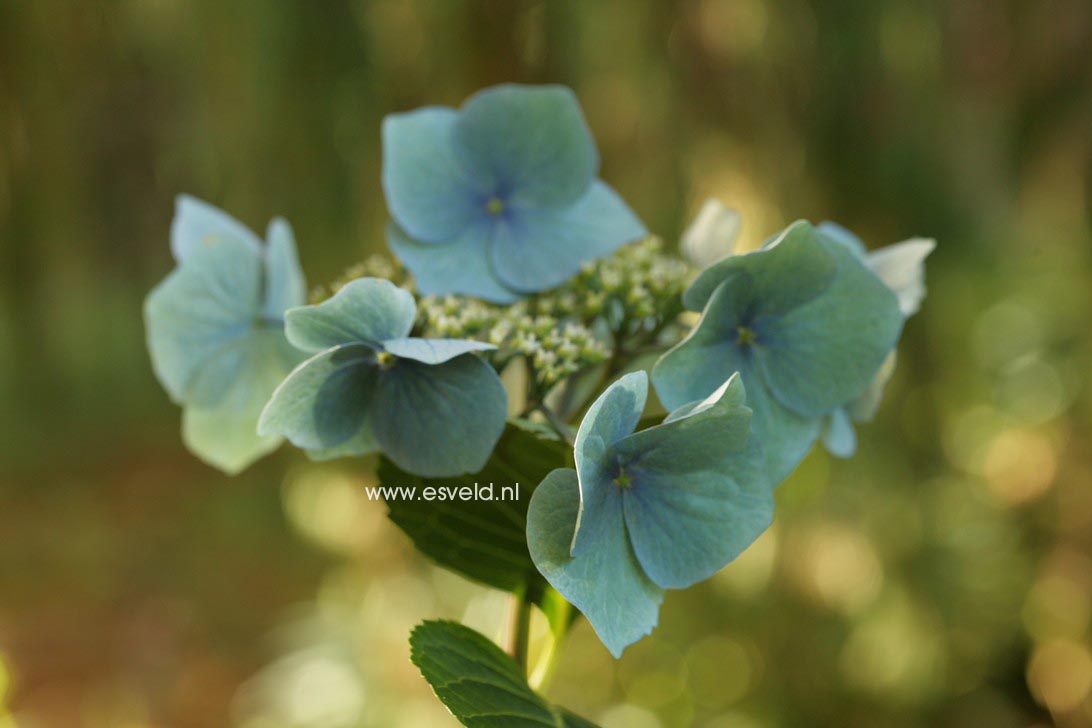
[1,0,1091,726]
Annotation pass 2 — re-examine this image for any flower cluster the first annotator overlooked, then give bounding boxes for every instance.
[537,236,691,327]
[414,295,607,389]
[409,236,688,389]
[144,84,933,667]
[527,218,913,656]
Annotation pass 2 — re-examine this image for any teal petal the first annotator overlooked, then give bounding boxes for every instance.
[257,344,380,453]
[742,371,822,483]
[387,222,519,303]
[817,220,867,257]
[822,407,857,458]
[489,181,647,293]
[754,235,903,416]
[262,217,307,320]
[305,419,379,462]
[180,328,303,473]
[618,374,752,469]
[613,374,773,588]
[651,272,752,412]
[652,279,822,482]
[526,468,663,658]
[455,84,597,209]
[818,223,935,318]
[571,371,648,555]
[683,220,837,313]
[372,355,507,477]
[285,278,416,352]
[170,195,262,263]
[381,107,484,243]
[382,337,496,365]
[145,237,262,404]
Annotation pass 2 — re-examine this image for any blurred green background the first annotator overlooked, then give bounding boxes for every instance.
[1,1,1090,726]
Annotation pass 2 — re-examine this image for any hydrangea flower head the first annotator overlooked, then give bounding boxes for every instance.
[527,371,772,657]
[144,196,307,473]
[652,220,904,481]
[815,222,935,457]
[258,278,506,477]
[382,84,647,302]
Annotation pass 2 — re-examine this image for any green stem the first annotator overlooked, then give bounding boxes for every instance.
[536,403,576,446]
[507,592,533,675]
[529,600,573,693]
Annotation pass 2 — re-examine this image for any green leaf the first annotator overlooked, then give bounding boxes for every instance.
[410,620,598,728]
[379,424,568,603]
[559,710,600,728]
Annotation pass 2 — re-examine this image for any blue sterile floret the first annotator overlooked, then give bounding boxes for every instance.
[257,277,507,477]
[144,196,308,474]
[526,370,772,657]
[382,84,647,302]
[652,220,905,482]
[815,222,936,457]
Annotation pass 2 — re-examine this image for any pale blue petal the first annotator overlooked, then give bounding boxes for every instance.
[285,278,416,352]
[489,181,647,293]
[381,107,484,243]
[571,371,648,555]
[262,217,307,319]
[184,334,261,407]
[170,195,263,263]
[257,344,380,452]
[612,374,773,588]
[683,220,836,313]
[372,355,507,477]
[455,84,597,209]
[387,222,519,303]
[754,236,903,416]
[867,238,935,317]
[526,468,663,658]
[817,220,867,257]
[681,198,741,269]
[822,408,857,458]
[180,328,304,473]
[144,237,262,404]
[182,407,280,475]
[382,337,496,365]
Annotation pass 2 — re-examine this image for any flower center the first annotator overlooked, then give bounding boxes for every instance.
[376,351,396,370]
[613,467,633,489]
[485,197,505,216]
[736,325,758,347]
